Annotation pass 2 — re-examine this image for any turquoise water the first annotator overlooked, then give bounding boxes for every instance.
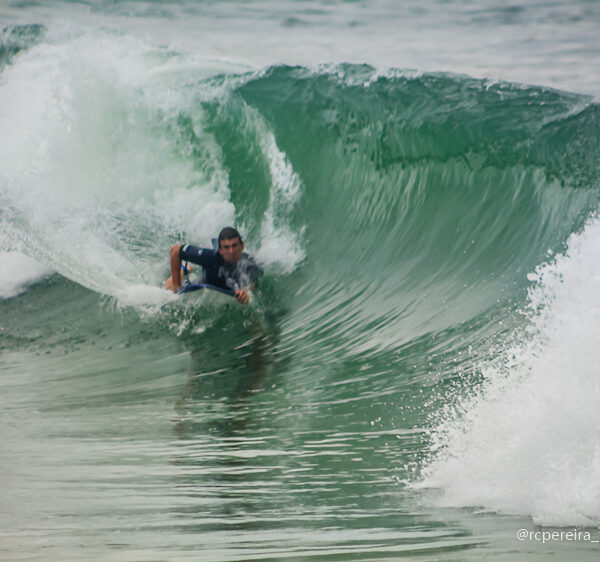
[1,2,600,560]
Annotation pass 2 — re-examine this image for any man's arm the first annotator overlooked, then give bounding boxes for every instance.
[166,245,182,291]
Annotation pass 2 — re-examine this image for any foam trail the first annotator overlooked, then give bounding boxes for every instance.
[419,217,600,526]
[252,109,305,273]
[0,252,53,299]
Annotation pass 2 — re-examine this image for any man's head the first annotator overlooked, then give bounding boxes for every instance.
[218,226,244,264]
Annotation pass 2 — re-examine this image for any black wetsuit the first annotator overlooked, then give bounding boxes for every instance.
[179,244,260,292]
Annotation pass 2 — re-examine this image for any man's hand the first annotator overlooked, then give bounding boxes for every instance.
[164,276,181,292]
[235,289,250,304]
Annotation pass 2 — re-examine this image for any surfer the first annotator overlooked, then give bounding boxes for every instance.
[165,227,260,304]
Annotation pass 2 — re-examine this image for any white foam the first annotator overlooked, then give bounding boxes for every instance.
[418,216,600,526]
[0,252,53,299]
[0,29,241,303]
[116,284,179,311]
[246,108,305,273]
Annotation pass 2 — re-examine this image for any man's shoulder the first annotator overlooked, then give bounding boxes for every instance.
[239,253,261,271]
[240,252,257,264]
[239,253,261,282]
[180,244,218,264]
[198,247,219,258]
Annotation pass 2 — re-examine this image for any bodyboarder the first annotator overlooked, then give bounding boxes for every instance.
[165,227,260,304]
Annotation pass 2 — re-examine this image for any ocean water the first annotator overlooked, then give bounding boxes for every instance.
[1,1,600,560]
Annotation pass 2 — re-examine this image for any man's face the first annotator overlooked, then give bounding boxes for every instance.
[219,237,244,264]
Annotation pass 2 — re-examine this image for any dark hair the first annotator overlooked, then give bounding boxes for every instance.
[218,226,243,246]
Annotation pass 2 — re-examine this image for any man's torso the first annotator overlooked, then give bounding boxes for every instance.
[180,245,259,291]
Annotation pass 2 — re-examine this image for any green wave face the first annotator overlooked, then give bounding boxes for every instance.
[201,66,599,354]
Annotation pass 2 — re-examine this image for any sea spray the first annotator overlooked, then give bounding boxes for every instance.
[419,216,600,526]
[0,252,52,299]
